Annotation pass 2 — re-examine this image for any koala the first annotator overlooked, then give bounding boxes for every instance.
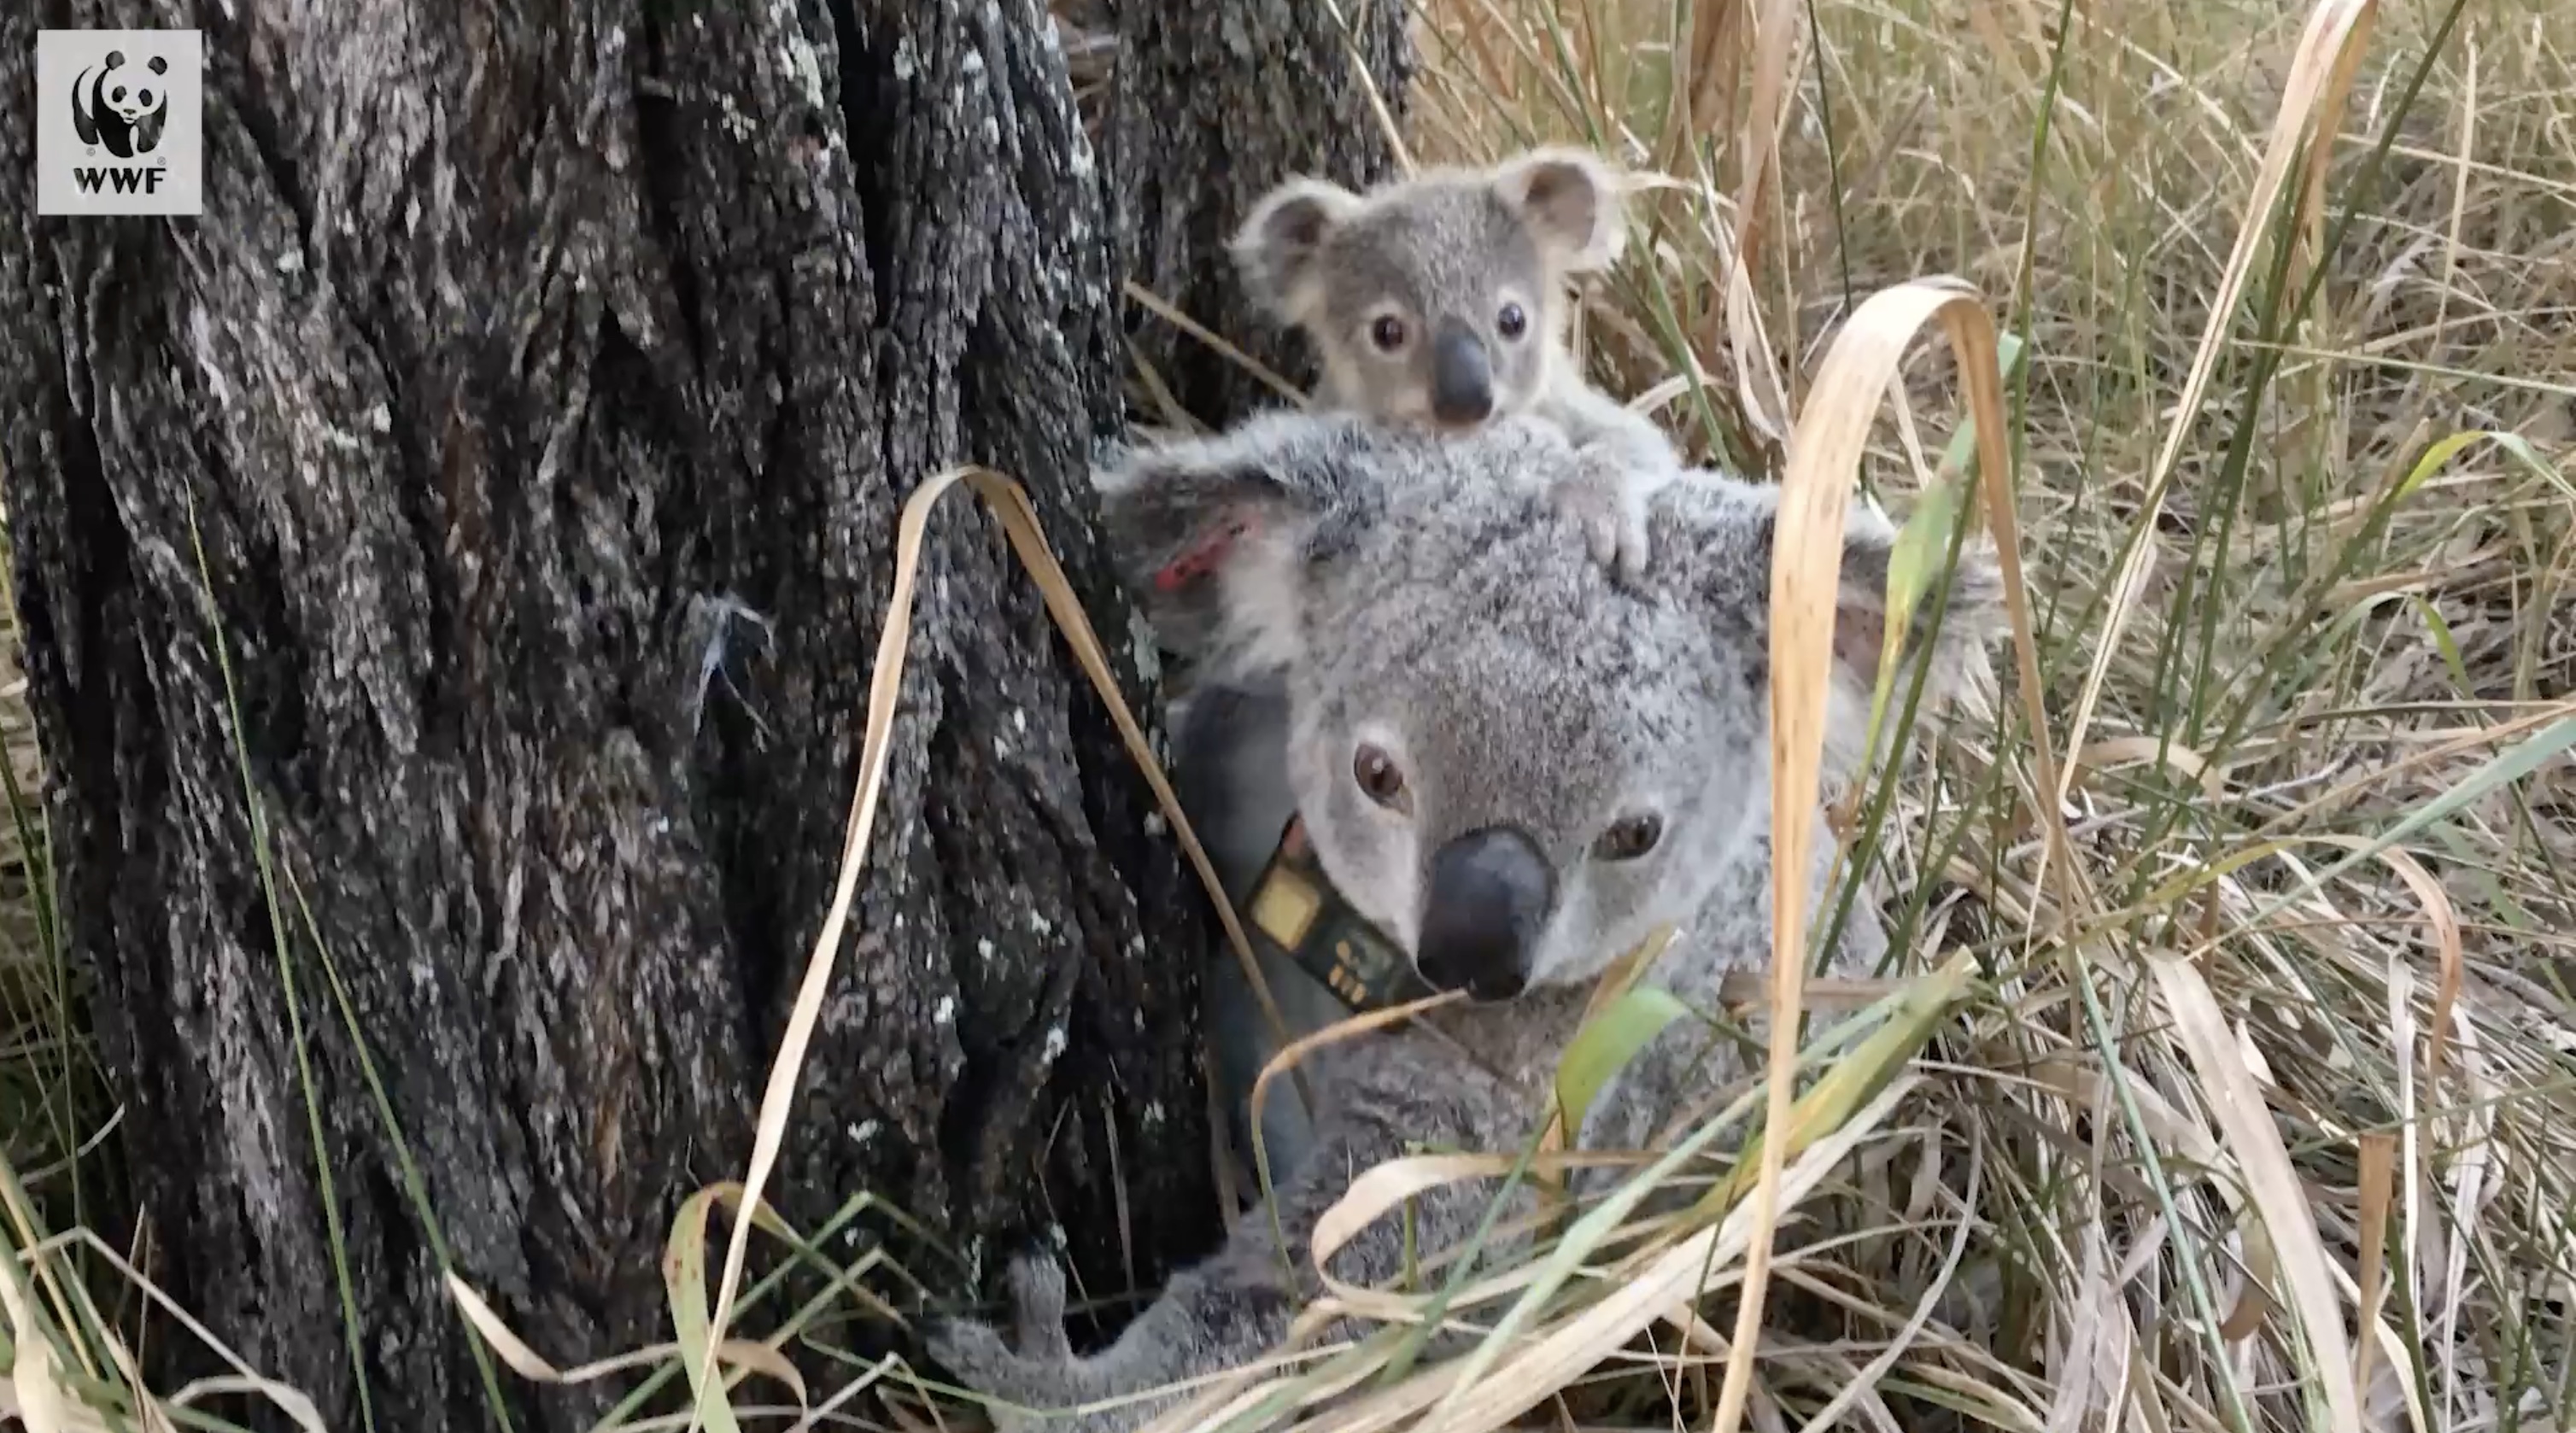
[1192,147,1692,1173]
[71,50,172,160]
[928,411,2004,1433]
[1232,147,1681,584]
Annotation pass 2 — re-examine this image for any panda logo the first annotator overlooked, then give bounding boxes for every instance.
[70,50,171,161]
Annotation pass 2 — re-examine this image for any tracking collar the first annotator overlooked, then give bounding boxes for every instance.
[1243,815,1434,1014]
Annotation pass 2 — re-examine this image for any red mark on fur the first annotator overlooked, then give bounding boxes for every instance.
[1152,518,1254,593]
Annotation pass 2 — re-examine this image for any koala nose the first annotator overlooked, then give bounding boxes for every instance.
[1415,825,1555,1002]
[1428,322,1493,427]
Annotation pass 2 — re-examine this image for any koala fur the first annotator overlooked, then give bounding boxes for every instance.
[928,412,2005,1433]
[1193,148,1696,1173]
[1232,148,1680,582]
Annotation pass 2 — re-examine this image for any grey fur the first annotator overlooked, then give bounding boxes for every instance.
[928,413,2005,1432]
[1232,149,1679,582]
[1190,149,1686,1166]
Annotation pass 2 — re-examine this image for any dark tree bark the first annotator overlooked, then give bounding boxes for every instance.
[0,1,1402,1430]
[1104,0,1416,427]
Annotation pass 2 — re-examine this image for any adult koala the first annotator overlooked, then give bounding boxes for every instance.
[929,411,2002,1431]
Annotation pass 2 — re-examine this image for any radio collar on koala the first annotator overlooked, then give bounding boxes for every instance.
[1242,814,1665,1017]
[1243,813,1430,1013]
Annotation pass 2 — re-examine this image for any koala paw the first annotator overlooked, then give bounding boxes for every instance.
[1550,459,1654,588]
[925,1253,1083,1414]
[1006,1251,1074,1362]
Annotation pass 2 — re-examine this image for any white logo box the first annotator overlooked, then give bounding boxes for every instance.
[35,28,205,217]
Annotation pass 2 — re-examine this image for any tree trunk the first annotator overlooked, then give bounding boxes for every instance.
[1104,0,1416,426]
[0,0,1402,1429]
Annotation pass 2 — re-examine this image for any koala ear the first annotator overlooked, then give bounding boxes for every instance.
[1095,411,1380,675]
[1231,178,1364,324]
[1491,147,1627,272]
[1666,474,2004,783]
[1806,501,2007,779]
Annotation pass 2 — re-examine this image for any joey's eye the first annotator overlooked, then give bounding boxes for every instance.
[1496,301,1528,340]
[1353,744,1410,810]
[1368,315,1408,352]
[1591,812,1664,862]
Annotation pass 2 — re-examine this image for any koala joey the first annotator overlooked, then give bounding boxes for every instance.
[928,411,2004,1433]
[1232,146,1680,585]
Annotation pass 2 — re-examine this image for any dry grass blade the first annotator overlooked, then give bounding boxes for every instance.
[1718,0,1805,441]
[1,1221,328,1433]
[2074,735,2225,801]
[2146,953,2363,1433]
[1789,1132,1982,1433]
[2055,0,2382,784]
[444,1272,801,1402]
[2304,836,2464,1084]
[2354,1131,2394,1398]
[1412,1074,1923,1433]
[1718,273,2026,1433]
[2,1270,94,1433]
[687,465,1309,1432]
[1247,986,1472,1277]
[1320,0,1413,173]
[1123,279,1311,409]
[1307,1143,1621,1331]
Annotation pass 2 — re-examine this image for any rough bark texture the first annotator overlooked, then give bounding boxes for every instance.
[0,0,1402,1428]
[1104,0,1416,427]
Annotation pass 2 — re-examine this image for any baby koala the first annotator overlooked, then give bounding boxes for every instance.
[1232,146,1679,583]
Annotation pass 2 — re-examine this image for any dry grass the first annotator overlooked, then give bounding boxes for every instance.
[1372,0,2576,1430]
[8,0,2576,1430]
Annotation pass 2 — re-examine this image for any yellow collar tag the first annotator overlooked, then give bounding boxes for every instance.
[1243,816,1433,1014]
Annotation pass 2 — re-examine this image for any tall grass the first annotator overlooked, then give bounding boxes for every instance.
[5,0,2573,1429]
[1381,0,2576,1430]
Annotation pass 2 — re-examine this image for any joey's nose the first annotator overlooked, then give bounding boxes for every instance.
[1415,825,1555,1002]
[1428,323,1493,426]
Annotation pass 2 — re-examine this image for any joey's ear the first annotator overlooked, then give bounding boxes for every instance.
[1231,178,1364,324]
[1490,146,1627,272]
[1095,410,1383,674]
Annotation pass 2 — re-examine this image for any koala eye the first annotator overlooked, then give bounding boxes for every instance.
[1367,314,1408,353]
[1496,301,1528,340]
[1352,743,1411,812]
[1591,811,1664,863]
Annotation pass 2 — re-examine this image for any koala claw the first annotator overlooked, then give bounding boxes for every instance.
[1549,461,1653,588]
[926,1316,1074,1419]
[924,1312,1016,1386]
[1007,1252,1074,1362]
[924,1253,1088,1415]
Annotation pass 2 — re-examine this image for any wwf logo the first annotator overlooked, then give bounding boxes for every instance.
[70,49,171,160]
[37,27,202,216]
